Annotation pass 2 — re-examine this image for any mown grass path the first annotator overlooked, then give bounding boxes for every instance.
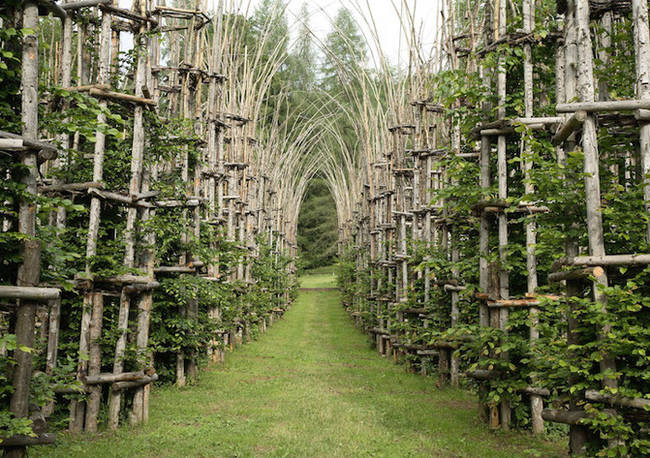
[36,276,565,457]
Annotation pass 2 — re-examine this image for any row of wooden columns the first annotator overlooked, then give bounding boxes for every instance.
[342,0,650,453]
[1,0,297,454]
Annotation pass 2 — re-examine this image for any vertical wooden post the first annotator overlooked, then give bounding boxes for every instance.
[6,5,40,456]
[53,0,74,228]
[559,6,589,452]
[495,0,511,429]
[107,290,129,430]
[522,0,543,435]
[632,0,650,243]
[575,0,616,392]
[72,3,112,432]
[83,292,103,433]
[478,135,490,328]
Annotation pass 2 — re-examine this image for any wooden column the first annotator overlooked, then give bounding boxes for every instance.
[632,0,650,243]
[522,0,543,435]
[72,3,112,432]
[575,0,616,392]
[8,6,40,455]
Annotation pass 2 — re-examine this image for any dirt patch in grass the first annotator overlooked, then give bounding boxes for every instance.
[254,444,277,454]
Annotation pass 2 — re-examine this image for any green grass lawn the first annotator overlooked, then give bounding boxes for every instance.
[34,289,566,457]
[299,266,337,288]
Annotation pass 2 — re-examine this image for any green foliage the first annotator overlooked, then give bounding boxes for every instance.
[320,7,367,92]
[0,335,35,440]
[297,178,338,270]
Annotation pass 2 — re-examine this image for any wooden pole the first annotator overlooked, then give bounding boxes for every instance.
[522,0,543,435]
[6,5,40,456]
[632,0,650,243]
[42,297,61,417]
[109,3,149,428]
[559,7,589,452]
[131,0,158,423]
[71,3,112,432]
[575,0,617,393]
[108,290,129,429]
[83,292,103,432]
[478,135,490,328]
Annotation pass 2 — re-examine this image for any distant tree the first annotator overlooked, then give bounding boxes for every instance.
[297,178,338,269]
[320,7,367,92]
[289,2,316,92]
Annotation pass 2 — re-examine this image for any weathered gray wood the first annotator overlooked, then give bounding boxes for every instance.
[565,254,650,266]
[551,110,587,145]
[10,243,40,418]
[42,297,61,417]
[0,286,60,301]
[560,3,590,455]
[466,369,501,380]
[557,99,650,112]
[108,290,130,430]
[0,139,24,149]
[35,0,67,18]
[0,433,56,447]
[478,136,490,328]
[480,124,545,136]
[524,0,543,426]
[87,188,152,207]
[131,292,153,424]
[61,0,110,9]
[154,266,195,274]
[50,0,75,229]
[84,292,103,432]
[45,298,61,374]
[74,7,114,431]
[542,409,587,425]
[519,386,550,397]
[154,199,201,208]
[0,130,57,155]
[548,266,606,282]
[69,292,92,432]
[585,390,650,409]
[633,0,650,243]
[40,182,104,193]
[597,12,612,101]
[112,373,158,391]
[7,6,40,456]
[123,282,159,294]
[84,371,146,384]
[123,19,148,268]
[576,0,617,393]
[496,2,510,428]
[98,3,157,25]
[84,4,112,263]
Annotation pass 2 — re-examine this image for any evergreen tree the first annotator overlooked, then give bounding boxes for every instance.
[289,2,316,92]
[320,7,367,92]
[297,178,338,269]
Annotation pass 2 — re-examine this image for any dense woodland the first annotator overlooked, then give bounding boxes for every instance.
[1,0,650,457]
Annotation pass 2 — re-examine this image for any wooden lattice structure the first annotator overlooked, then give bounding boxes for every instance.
[340,0,650,455]
[0,0,298,455]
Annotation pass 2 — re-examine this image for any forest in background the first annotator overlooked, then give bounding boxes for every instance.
[250,0,367,270]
